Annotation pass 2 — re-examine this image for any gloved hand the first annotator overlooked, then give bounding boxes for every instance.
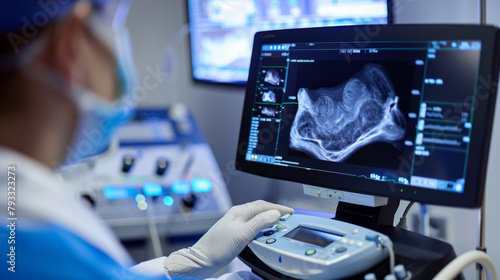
[163,200,294,279]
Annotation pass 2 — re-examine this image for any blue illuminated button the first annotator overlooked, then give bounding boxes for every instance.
[163,195,174,207]
[171,180,190,194]
[191,178,213,193]
[103,185,137,200]
[143,182,163,197]
[305,249,316,256]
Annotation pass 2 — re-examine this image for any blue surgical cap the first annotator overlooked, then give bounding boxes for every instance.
[0,0,109,34]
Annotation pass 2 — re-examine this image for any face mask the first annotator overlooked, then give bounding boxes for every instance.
[62,1,138,165]
[63,84,135,166]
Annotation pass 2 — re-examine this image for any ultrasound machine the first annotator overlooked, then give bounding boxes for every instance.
[235,25,500,279]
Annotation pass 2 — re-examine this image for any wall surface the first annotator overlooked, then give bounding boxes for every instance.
[127,0,500,278]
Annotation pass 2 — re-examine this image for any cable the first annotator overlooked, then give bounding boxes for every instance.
[479,0,486,25]
[146,199,164,258]
[433,251,497,280]
[396,201,415,230]
[478,200,487,280]
[380,237,395,276]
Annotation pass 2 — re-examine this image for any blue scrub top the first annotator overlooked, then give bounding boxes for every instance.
[0,222,181,280]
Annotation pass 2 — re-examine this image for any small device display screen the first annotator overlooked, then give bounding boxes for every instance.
[284,227,343,247]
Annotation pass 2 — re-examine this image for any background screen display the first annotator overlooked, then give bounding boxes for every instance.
[187,0,390,84]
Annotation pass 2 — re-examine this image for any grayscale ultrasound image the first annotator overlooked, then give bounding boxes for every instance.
[262,106,277,117]
[262,90,277,103]
[289,64,406,162]
[264,69,281,86]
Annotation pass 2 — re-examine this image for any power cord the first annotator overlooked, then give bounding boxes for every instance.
[433,250,497,280]
[379,236,412,279]
[379,237,395,276]
[396,201,415,230]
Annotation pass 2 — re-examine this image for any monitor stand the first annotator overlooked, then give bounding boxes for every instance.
[335,199,400,230]
[238,185,463,279]
[302,184,400,230]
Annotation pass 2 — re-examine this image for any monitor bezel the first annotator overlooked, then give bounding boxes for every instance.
[235,24,500,208]
[185,0,394,86]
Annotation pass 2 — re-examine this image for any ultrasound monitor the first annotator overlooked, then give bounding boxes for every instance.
[187,0,392,85]
[236,25,500,208]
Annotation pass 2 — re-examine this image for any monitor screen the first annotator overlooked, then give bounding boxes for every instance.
[235,25,500,208]
[186,0,391,85]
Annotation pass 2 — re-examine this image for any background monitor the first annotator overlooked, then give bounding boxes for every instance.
[235,24,500,208]
[187,0,392,85]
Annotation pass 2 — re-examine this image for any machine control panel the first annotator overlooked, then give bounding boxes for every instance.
[58,107,232,240]
[249,214,392,280]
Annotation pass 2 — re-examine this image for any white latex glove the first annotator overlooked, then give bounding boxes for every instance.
[163,200,294,279]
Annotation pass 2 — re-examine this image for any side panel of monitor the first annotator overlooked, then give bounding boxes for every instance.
[235,25,500,208]
[186,0,392,85]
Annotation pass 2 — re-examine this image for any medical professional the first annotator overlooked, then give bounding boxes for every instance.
[0,1,293,279]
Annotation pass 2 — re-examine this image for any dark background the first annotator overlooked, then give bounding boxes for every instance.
[281,59,416,171]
